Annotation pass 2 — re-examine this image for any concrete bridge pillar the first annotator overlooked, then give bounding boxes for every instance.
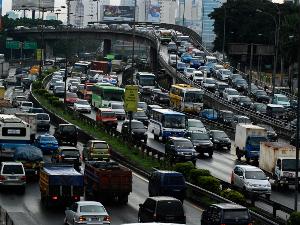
[103,39,112,57]
[150,47,158,75]
[45,41,53,59]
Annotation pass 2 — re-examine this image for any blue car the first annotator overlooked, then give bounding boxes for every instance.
[181,53,193,63]
[201,108,219,121]
[190,58,203,69]
[34,134,58,154]
[177,62,187,72]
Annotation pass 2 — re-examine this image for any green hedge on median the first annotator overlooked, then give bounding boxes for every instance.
[174,162,195,178]
[288,212,300,225]
[189,169,211,184]
[221,189,246,206]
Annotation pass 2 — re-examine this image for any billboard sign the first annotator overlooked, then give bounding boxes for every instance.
[147,1,160,23]
[103,5,134,21]
[12,0,54,11]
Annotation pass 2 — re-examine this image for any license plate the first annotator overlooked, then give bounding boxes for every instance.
[8,176,16,179]
[166,216,175,220]
[90,218,98,221]
[185,156,191,159]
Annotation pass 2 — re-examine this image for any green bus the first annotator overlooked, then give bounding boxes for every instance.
[92,83,124,108]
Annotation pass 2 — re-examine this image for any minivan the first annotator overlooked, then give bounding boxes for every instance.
[36,113,50,131]
[0,162,26,193]
[148,170,186,201]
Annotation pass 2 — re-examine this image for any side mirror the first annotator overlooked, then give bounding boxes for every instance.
[266,177,270,181]
[239,176,244,179]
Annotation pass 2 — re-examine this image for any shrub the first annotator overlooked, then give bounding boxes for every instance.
[44,93,53,99]
[174,162,195,179]
[197,176,221,194]
[36,89,48,96]
[220,189,246,206]
[288,212,300,225]
[52,100,63,107]
[48,96,59,104]
[189,169,211,184]
[32,80,42,90]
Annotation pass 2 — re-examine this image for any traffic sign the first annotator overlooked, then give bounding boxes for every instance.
[124,85,139,112]
[24,41,37,49]
[6,41,20,49]
[36,49,44,61]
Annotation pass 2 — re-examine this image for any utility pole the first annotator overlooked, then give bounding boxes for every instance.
[131,0,137,84]
[248,43,254,94]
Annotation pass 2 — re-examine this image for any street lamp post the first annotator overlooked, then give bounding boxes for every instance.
[222,6,226,62]
[131,0,137,84]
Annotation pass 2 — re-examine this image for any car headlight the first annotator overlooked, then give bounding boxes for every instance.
[178,152,184,155]
[245,182,254,187]
[266,183,271,187]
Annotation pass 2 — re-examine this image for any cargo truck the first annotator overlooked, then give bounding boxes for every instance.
[91,61,109,74]
[39,164,84,206]
[259,142,300,188]
[84,161,132,204]
[235,124,268,162]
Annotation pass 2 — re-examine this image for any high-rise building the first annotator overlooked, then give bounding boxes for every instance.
[202,0,226,50]
[159,0,177,24]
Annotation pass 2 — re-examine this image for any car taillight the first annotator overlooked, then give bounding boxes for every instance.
[52,196,58,200]
[21,176,26,181]
[153,213,156,219]
[0,176,6,181]
[73,195,79,201]
[248,223,253,225]
[79,216,86,222]
[103,216,111,222]
[220,224,226,225]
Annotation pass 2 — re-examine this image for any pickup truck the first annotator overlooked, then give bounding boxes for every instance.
[84,161,132,204]
[39,164,84,206]
[82,140,110,161]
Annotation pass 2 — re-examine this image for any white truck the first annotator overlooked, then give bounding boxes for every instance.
[235,124,268,162]
[259,142,300,188]
[15,113,37,138]
[111,60,123,72]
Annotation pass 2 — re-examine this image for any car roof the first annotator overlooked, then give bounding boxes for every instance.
[210,130,225,133]
[235,165,262,172]
[58,146,78,150]
[188,119,202,122]
[148,196,181,201]
[2,161,23,165]
[169,137,190,141]
[39,134,55,138]
[274,94,287,97]
[213,203,247,210]
[77,201,104,206]
[154,170,183,175]
[267,104,284,108]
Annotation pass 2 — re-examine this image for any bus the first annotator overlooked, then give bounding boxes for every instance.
[169,84,204,113]
[134,72,156,95]
[91,83,124,108]
[71,62,91,77]
[159,29,172,44]
[148,108,186,142]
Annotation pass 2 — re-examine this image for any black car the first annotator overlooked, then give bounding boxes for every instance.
[21,78,32,89]
[215,81,229,97]
[184,131,213,157]
[121,120,147,143]
[250,102,267,114]
[28,107,44,114]
[218,110,234,126]
[132,110,149,126]
[51,146,81,171]
[257,124,277,141]
[148,170,186,202]
[233,78,248,92]
[233,96,253,108]
[209,130,231,150]
[201,203,252,225]
[253,90,270,103]
[165,137,197,164]
[53,124,78,146]
[228,74,242,85]
[138,196,186,224]
[151,90,170,105]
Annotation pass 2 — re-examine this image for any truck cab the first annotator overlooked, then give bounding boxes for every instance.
[83,140,110,161]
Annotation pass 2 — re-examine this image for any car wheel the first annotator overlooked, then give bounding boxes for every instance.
[64,217,68,225]
[138,216,142,223]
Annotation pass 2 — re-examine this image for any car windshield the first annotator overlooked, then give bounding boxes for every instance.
[131,122,144,129]
[227,89,239,95]
[218,84,229,90]
[80,205,106,213]
[268,106,284,113]
[163,115,185,129]
[111,104,123,109]
[61,126,76,133]
[282,159,300,171]
[41,136,56,142]
[157,201,184,215]
[191,132,209,140]
[221,112,233,119]
[255,104,266,111]
[2,165,23,174]
[138,103,147,109]
[213,131,228,138]
[37,114,49,120]
[277,96,289,102]
[245,170,267,180]
[93,143,108,149]
[187,68,194,73]
[163,175,185,185]
[140,76,155,86]
[62,149,79,156]
[67,93,78,98]
[188,120,204,128]
[133,111,147,117]
[102,112,115,117]
[236,79,247,84]
[22,102,32,107]
[185,91,203,103]
[77,100,89,105]
[205,79,216,84]
[256,90,267,96]
[174,140,193,149]
[223,209,249,222]
[55,87,64,91]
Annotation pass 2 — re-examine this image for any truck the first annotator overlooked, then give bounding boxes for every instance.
[84,161,132,204]
[259,142,300,188]
[91,61,109,74]
[0,62,9,78]
[111,60,123,72]
[134,72,156,95]
[235,124,268,162]
[15,113,37,137]
[39,164,84,206]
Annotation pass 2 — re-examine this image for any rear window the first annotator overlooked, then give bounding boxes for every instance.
[37,114,50,120]
[62,149,80,156]
[22,102,33,107]
[61,125,76,133]
[93,143,108,149]
[157,201,184,215]
[2,165,23,174]
[223,209,250,222]
[163,175,185,185]
[80,205,106,213]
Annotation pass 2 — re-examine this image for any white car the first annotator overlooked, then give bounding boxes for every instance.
[183,67,195,78]
[109,102,125,120]
[168,54,179,66]
[223,88,240,101]
[202,78,217,91]
[216,69,232,81]
[231,165,271,198]
[20,101,33,112]
[64,201,111,225]
[74,100,91,113]
[192,71,204,84]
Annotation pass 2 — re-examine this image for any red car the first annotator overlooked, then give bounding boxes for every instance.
[65,92,79,105]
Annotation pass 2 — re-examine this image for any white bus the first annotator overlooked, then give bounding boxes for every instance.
[134,72,156,95]
[148,108,186,142]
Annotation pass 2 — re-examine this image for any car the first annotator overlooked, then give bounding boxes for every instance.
[148,170,186,202]
[231,115,252,129]
[272,93,290,108]
[34,134,58,154]
[257,124,277,141]
[137,102,147,111]
[73,100,91,113]
[189,57,202,69]
[202,78,217,92]
[138,196,186,224]
[168,54,179,66]
[250,102,267,114]
[53,86,65,97]
[0,162,26,193]
[232,78,248,92]
[200,108,218,121]
[165,137,197,164]
[216,69,232,81]
[186,119,206,132]
[28,107,44,114]
[223,88,240,102]
[12,96,28,107]
[199,66,209,76]
[108,102,125,120]
[132,109,148,126]
[228,73,243,85]
[253,90,270,103]
[36,113,50,131]
[231,165,271,198]
[249,83,259,96]
[51,146,81,171]
[54,124,78,146]
[167,42,177,53]
[183,67,195,78]
[214,81,229,97]
[191,70,204,84]
[201,203,252,225]
[20,101,33,112]
[233,96,253,108]
[49,78,62,90]
[65,92,79,106]
[121,120,147,143]
[210,64,224,77]
[95,108,118,129]
[184,131,213,157]
[82,140,110,161]
[218,110,234,126]
[176,62,187,72]
[146,104,162,118]
[150,89,170,105]
[266,104,286,119]
[181,53,193,63]
[209,130,231,150]
[177,46,186,56]
[64,201,111,225]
